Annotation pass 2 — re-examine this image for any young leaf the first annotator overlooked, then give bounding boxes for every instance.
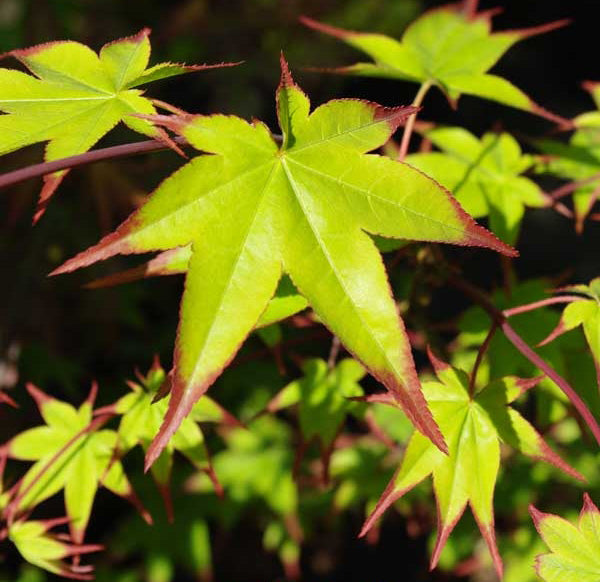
[531,494,600,582]
[539,278,600,383]
[8,518,102,580]
[52,55,515,469]
[5,383,148,544]
[407,127,547,244]
[102,359,239,517]
[267,358,365,473]
[301,5,569,121]
[0,29,235,220]
[536,84,600,232]
[361,353,583,578]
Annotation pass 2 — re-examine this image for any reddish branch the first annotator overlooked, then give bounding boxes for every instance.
[0,137,189,191]
[447,274,600,446]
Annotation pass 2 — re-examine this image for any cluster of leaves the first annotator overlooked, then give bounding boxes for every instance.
[1,1,599,580]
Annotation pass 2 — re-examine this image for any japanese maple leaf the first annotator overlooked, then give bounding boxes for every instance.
[301,3,568,122]
[0,28,235,221]
[407,127,547,245]
[539,278,600,384]
[267,358,365,477]
[7,517,102,581]
[4,383,149,544]
[360,351,583,578]
[97,359,239,519]
[530,494,600,582]
[51,55,514,469]
[536,83,600,232]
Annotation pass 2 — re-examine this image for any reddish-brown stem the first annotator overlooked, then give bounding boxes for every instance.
[549,172,600,201]
[0,132,284,192]
[0,138,189,191]
[398,81,432,161]
[447,274,600,446]
[503,295,582,317]
[468,321,498,397]
[501,321,600,446]
[327,336,341,369]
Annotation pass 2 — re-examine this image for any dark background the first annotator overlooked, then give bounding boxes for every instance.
[0,1,598,580]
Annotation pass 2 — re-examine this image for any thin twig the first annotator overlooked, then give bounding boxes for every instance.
[0,137,189,191]
[0,133,284,191]
[503,295,582,318]
[447,274,600,446]
[468,321,498,396]
[327,336,341,369]
[549,172,600,201]
[398,81,432,161]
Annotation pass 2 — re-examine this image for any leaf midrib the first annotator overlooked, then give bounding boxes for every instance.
[280,158,410,390]
[286,155,484,243]
[187,162,280,387]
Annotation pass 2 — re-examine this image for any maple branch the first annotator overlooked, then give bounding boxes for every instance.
[398,81,432,161]
[0,133,285,192]
[447,274,600,446]
[468,320,498,397]
[327,336,341,369]
[549,172,600,201]
[503,295,582,317]
[0,138,189,191]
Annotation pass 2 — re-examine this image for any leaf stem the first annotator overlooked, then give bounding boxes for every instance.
[447,274,600,446]
[468,320,498,397]
[398,81,432,161]
[327,336,341,369]
[0,138,189,191]
[503,295,582,318]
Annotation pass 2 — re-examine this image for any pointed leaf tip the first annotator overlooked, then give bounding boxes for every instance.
[581,492,599,515]
[144,372,213,471]
[279,52,296,88]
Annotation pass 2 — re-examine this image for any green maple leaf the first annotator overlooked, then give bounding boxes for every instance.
[190,416,298,519]
[5,383,149,544]
[531,494,600,582]
[266,358,365,473]
[0,28,234,221]
[51,55,514,469]
[85,245,309,327]
[539,278,600,382]
[7,517,102,580]
[407,127,547,245]
[360,351,583,578]
[536,83,600,232]
[301,5,568,120]
[103,358,239,516]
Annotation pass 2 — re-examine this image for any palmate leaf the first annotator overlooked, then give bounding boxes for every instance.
[360,352,583,578]
[531,494,600,582]
[5,383,149,544]
[407,127,547,245]
[301,3,569,121]
[539,278,600,383]
[0,29,235,221]
[266,358,365,473]
[100,359,239,517]
[536,83,600,232]
[52,55,514,469]
[8,517,102,581]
